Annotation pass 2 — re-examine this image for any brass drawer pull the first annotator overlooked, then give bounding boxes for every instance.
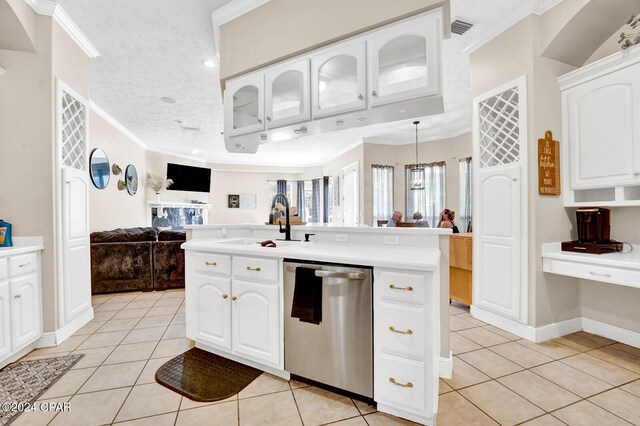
[222,294,228,299]
[205,261,217,266]
[389,378,413,388]
[232,296,237,301]
[389,284,413,291]
[246,266,262,272]
[389,326,413,335]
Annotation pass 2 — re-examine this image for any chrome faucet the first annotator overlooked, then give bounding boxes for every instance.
[271,192,297,241]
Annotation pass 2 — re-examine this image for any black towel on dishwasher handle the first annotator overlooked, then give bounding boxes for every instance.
[291,267,323,324]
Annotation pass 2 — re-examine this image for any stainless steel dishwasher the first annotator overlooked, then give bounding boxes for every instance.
[283,259,373,398]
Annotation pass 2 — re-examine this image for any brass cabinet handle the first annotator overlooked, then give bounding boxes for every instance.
[389,378,413,388]
[389,284,413,291]
[389,326,413,335]
[232,296,237,301]
[246,266,261,272]
[205,261,217,266]
[222,294,228,299]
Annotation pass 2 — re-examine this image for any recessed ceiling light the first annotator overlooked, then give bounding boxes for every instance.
[161,97,176,104]
[203,60,217,68]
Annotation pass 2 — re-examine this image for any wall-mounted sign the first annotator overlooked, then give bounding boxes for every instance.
[227,194,257,209]
[538,130,561,196]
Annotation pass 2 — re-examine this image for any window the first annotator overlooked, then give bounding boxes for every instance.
[269,180,293,206]
[459,157,472,232]
[372,165,394,223]
[405,162,445,227]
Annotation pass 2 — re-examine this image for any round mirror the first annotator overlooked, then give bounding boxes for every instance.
[125,164,138,196]
[89,149,110,189]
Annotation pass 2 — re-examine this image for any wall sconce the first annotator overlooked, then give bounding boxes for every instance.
[112,164,126,190]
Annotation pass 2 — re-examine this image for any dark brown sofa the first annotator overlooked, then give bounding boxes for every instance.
[90,227,186,294]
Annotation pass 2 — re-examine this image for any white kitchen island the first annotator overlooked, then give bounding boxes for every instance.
[182,224,451,425]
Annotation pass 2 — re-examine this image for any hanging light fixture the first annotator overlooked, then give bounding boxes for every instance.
[409,120,425,191]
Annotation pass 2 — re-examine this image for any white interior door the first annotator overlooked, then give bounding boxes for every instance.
[343,162,359,226]
[57,80,92,328]
[473,77,528,324]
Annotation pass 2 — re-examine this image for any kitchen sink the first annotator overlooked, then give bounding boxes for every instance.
[210,238,305,250]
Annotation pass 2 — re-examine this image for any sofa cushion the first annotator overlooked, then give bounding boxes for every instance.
[157,230,187,242]
[91,227,158,243]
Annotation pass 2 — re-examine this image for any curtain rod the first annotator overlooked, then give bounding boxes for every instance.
[266,177,331,182]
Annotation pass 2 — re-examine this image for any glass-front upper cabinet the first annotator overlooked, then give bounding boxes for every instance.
[265,59,310,129]
[311,40,366,118]
[223,73,264,137]
[368,10,442,107]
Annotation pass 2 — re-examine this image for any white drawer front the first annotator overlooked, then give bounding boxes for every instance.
[378,270,425,304]
[0,259,6,281]
[377,303,425,359]
[544,258,640,289]
[376,353,427,415]
[8,253,37,277]
[233,257,279,283]
[192,252,231,276]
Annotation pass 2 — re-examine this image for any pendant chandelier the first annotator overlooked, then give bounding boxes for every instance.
[409,120,425,191]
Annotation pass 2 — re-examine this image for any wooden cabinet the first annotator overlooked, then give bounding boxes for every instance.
[311,40,367,118]
[188,275,231,350]
[559,45,640,206]
[232,279,279,365]
[0,283,10,360]
[368,12,441,107]
[450,234,472,306]
[224,73,265,137]
[265,58,310,128]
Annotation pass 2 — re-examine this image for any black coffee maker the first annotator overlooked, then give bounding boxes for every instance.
[562,207,622,254]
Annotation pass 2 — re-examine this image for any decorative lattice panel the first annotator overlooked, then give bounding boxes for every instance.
[61,92,87,171]
[478,86,520,169]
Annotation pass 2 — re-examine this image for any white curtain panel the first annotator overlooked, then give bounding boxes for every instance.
[405,162,446,227]
[372,165,394,223]
[459,157,473,232]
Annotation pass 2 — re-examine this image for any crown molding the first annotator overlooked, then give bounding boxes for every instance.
[25,0,100,58]
[89,101,148,150]
[146,147,208,164]
[211,0,270,59]
[461,0,563,55]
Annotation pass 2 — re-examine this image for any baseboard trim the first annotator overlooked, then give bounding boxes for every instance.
[534,317,582,343]
[470,306,537,341]
[39,308,94,347]
[582,317,640,349]
[439,352,452,379]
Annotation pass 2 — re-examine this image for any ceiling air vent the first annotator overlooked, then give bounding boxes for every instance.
[451,19,473,35]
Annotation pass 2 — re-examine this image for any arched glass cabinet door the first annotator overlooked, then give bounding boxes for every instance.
[311,40,366,118]
[369,11,442,107]
[265,59,310,129]
[223,73,265,137]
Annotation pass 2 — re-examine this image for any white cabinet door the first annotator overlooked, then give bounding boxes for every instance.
[0,283,10,358]
[10,274,42,350]
[311,40,366,118]
[566,64,640,189]
[231,279,279,366]
[265,58,310,129]
[224,73,265,137]
[368,11,442,107]
[187,275,231,350]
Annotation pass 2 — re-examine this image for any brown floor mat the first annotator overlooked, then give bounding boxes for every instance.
[155,348,262,402]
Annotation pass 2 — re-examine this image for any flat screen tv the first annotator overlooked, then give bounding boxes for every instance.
[166,163,211,193]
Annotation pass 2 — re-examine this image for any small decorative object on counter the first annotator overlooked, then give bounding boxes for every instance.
[0,219,13,247]
[618,13,640,49]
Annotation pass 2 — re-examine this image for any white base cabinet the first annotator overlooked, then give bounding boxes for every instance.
[190,275,231,350]
[0,247,44,368]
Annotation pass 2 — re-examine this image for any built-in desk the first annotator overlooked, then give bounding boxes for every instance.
[542,242,640,289]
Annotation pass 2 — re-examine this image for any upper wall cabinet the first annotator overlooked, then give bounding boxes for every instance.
[224,73,265,138]
[265,59,310,129]
[369,12,441,107]
[559,45,640,206]
[311,40,367,118]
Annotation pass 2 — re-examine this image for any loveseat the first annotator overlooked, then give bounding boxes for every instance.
[90,227,186,294]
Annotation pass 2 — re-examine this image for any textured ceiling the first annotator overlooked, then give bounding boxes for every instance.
[56,0,521,166]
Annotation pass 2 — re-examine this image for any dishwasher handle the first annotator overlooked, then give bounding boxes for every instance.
[314,270,366,280]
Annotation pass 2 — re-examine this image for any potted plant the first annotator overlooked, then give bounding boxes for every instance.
[146,174,174,202]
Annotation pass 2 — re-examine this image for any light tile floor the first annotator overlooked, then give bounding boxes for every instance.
[11,292,640,425]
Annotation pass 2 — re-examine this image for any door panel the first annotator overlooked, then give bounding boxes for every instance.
[265,59,310,128]
[232,280,279,366]
[193,276,231,350]
[10,274,41,349]
[224,73,265,137]
[0,283,10,358]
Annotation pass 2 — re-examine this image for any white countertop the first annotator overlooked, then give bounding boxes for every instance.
[542,242,640,270]
[182,239,441,272]
[0,237,44,258]
[185,223,452,236]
